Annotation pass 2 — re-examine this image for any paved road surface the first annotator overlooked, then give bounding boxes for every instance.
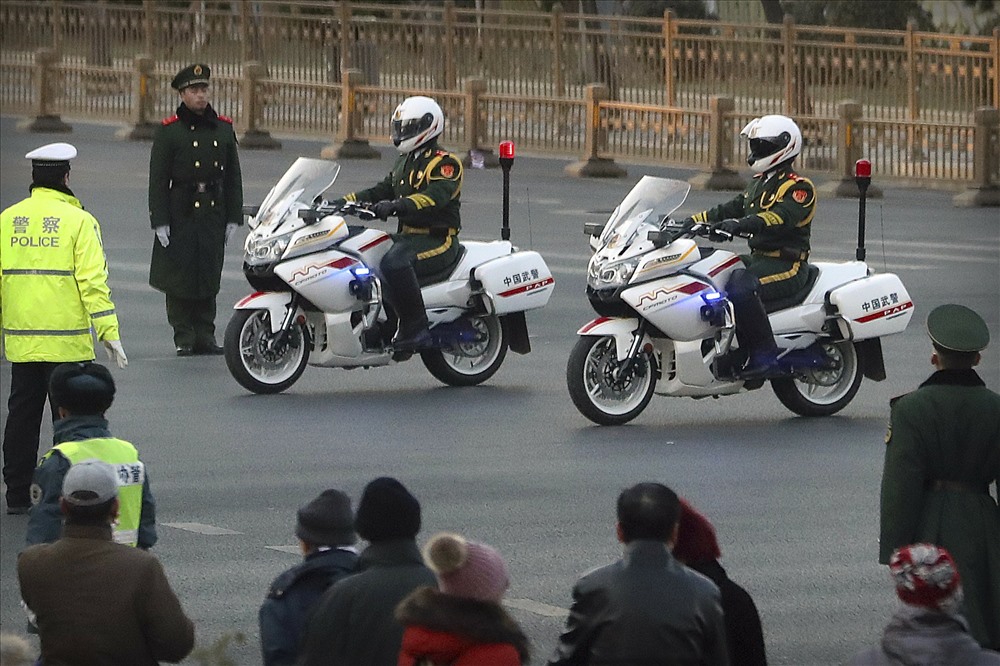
[1,115,997,664]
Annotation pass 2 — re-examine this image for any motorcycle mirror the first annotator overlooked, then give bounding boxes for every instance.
[583,222,604,236]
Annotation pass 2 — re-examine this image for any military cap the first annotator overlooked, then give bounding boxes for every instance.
[25,142,77,168]
[171,63,211,91]
[927,303,990,353]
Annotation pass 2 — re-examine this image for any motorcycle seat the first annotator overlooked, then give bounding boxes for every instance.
[417,244,467,287]
[764,264,820,313]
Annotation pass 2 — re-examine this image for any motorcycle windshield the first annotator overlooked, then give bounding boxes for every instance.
[599,176,691,248]
[254,157,341,232]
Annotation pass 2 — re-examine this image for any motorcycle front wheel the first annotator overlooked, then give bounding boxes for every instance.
[567,335,657,426]
[771,340,862,416]
[224,309,310,394]
[420,314,508,387]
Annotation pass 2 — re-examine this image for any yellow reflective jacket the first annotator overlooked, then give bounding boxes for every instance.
[46,438,144,547]
[0,187,120,362]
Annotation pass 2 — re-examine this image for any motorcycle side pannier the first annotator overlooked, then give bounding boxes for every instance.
[827,273,914,341]
[474,251,555,315]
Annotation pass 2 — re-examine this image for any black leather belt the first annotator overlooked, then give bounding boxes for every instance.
[926,479,988,494]
[173,180,220,193]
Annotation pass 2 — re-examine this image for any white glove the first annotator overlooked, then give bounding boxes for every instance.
[154,225,170,248]
[225,222,239,245]
[103,339,128,369]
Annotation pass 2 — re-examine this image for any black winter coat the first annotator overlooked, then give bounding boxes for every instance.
[258,547,357,666]
[688,559,767,666]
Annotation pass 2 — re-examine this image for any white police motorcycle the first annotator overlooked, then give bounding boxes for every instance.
[567,175,914,425]
[225,157,554,394]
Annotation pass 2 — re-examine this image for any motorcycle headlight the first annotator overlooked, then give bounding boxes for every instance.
[588,256,639,289]
[245,233,292,265]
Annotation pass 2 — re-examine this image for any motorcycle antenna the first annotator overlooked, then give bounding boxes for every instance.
[855,159,871,261]
[499,140,515,241]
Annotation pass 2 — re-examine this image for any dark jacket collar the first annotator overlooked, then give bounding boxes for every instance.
[920,368,985,389]
[270,547,358,596]
[396,587,531,661]
[62,523,114,541]
[177,102,219,127]
[53,415,112,444]
[357,539,425,570]
[623,539,675,566]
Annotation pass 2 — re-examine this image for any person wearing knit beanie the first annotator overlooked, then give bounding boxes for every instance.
[259,489,358,666]
[847,544,1000,665]
[298,478,436,666]
[395,533,530,665]
[673,498,767,666]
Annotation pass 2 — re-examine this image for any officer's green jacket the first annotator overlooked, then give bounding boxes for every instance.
[879,368,1000,649]
[0,187,120,362]
[345,140,462,233]
[148,103,242,298]
[27,415,156,550]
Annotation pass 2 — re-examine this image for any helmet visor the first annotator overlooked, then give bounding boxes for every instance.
[748,133,790,163]
[391,113,434,147]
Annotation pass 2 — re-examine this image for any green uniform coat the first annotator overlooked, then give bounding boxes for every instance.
[691,167,815,301]
[879,368,1000,649]
[148,103,242,298]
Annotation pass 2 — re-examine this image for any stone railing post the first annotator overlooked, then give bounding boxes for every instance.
[122,55,157,140]
[240,61,281,149]
[821,100,882,199]
[954,106,1000,207]
[566,83,625,178]
[690,96,743,190]
[22,48,71,132]
[323,69,378,159]
[463,77,498,168]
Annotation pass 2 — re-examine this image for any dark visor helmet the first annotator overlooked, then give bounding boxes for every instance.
[390,96,444,154]
[740,115,802,174]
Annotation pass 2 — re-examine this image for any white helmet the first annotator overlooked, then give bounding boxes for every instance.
[390,96,444,154]
[740,115,802,174]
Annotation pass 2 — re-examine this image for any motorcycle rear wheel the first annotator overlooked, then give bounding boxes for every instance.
[771,340,862,416]
[225,309,310,394]
[567,335,657,426]
[420,315,508,387]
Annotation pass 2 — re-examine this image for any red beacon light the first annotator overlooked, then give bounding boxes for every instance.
[855,159,872,179]
[499,141,515,160]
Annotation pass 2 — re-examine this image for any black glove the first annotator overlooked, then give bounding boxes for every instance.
[373,199,402,221]
[709,218,741,242]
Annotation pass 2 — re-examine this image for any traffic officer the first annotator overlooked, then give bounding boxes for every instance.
[684,114,815,378]
[1,142,127,515]
[26,361,156,549]
[879,303,1000,649]
[148,63,244,356]
[334,96,463,351]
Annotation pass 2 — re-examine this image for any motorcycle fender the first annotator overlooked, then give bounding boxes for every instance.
[502,311,531,355]
[576,317,644,361]
[856,337,887,381]
[233,292,297,334]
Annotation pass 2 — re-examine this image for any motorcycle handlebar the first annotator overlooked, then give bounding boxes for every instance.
[298,201,378,223]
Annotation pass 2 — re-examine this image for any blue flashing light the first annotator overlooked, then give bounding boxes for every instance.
[353,266,371,278]
[702,291,724,303]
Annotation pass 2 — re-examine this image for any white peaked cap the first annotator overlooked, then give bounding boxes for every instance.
[25,142,77,165]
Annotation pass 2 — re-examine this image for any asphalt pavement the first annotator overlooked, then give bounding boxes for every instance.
[1,114,998,664]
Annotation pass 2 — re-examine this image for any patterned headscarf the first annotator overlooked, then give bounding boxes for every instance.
[889,543,963,613]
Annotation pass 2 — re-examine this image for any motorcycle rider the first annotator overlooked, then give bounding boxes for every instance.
[683,115,815,378]
[333,96,463,351]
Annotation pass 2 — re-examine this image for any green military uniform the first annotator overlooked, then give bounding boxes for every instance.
[879,304,1000,649]
[148,64,243,352]
[344,139,463,278]
[691,168,815,301]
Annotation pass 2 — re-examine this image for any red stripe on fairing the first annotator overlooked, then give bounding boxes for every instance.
[855,301,913,323]
[498,276,555,297]
[677,281,709,295]
[328,257,357,270]
[236,291,267,307]
[359,234,390,252]
[708,256,742,276]
[580,316,612,333]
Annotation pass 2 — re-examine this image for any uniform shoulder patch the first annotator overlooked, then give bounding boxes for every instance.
[792,189,809,203]
[439,163,456,179]
[218,114,234,124]
[161,115,179,126]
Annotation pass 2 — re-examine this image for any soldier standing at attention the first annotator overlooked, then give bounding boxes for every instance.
[879,303,1000,649]
[148,63,243,356]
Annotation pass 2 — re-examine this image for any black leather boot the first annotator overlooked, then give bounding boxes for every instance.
[727,270,779,379]
[384,267,431,351]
